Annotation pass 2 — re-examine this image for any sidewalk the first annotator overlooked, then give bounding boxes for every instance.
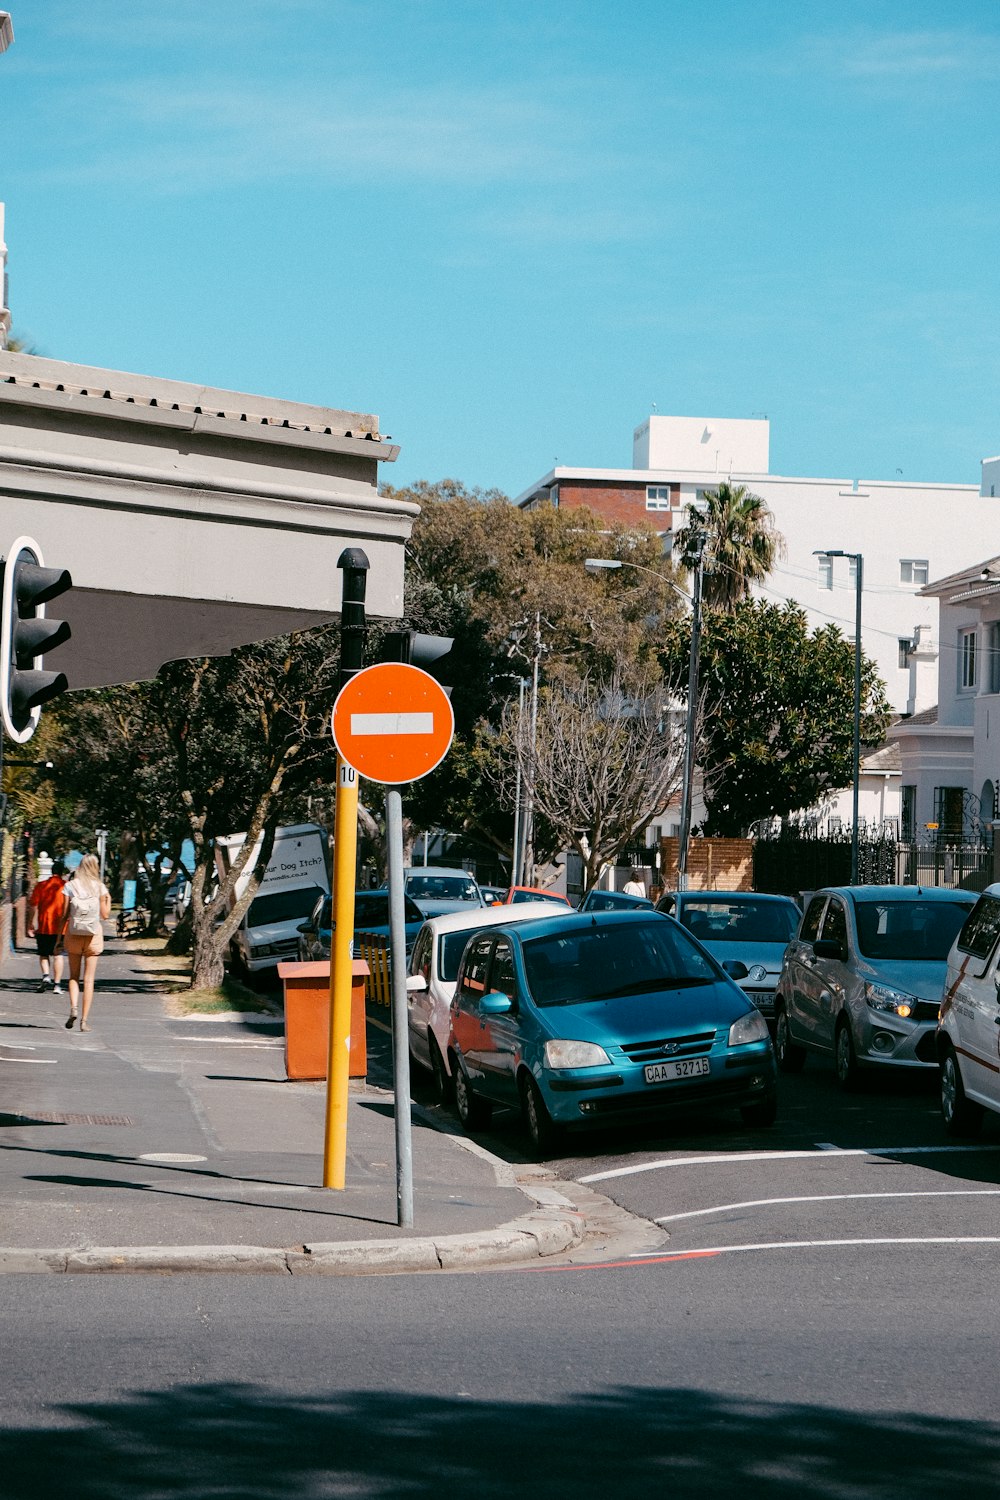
[0,937,589,1274]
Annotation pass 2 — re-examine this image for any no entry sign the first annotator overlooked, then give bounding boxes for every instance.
[331,662,454,784]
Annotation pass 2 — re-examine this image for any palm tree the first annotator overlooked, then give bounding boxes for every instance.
[673,481,783,612]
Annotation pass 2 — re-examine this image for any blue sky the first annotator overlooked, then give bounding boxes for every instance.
[2,1,998,495]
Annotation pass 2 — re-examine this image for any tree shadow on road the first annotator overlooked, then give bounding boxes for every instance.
[0,1382,996,1499]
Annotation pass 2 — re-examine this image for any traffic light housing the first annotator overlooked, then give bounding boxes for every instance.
[381,629,455,696]
[1,536,72,743]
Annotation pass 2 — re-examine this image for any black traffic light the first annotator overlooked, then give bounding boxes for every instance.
[1,537,72,743]
[381,629,455,695]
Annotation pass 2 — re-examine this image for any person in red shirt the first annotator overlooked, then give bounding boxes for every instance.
[27,859,67,998]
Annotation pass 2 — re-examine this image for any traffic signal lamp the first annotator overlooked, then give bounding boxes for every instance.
[381,629,455,696]
[1,536,72,743]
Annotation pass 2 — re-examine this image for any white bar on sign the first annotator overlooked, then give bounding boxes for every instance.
[351,712,434,737]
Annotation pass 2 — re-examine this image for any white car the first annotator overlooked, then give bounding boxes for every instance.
[406,902,563,1099]
[938,882,1000,1135]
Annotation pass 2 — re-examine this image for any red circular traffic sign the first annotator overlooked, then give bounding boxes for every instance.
[331,663,454,784]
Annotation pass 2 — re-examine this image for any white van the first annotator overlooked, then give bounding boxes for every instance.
[938,882,1000,1134]
[215,823,330,979]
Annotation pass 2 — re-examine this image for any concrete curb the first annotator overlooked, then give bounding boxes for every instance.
[0,1206,585,1277]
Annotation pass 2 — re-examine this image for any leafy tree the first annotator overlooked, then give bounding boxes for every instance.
[659,599,891,836]
[673,481,783,612]
[53,627,343,988]
[379,480,685,868]
[482,660,687,891]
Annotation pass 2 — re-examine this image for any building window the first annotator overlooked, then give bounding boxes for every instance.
[901,785,916,841]
[990,623,1000,694]
[646,485,676,511]
[898,638,912,669]
[818,555,833,590]
[960,628,978,690]
[549,485,559,508]
[900,559,929,587]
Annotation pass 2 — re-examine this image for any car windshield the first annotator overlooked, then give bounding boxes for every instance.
[522,920,718,1006]
[679,898,798,945]
[853,899,973,961]
[407,874,479,902]
[247,885,325,927]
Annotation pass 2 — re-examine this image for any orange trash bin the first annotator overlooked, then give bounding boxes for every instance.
[277,959,369,1081]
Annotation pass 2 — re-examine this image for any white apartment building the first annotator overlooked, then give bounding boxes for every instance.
[516,414,999,719]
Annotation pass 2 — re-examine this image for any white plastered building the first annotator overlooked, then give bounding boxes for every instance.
[517,414,999,721]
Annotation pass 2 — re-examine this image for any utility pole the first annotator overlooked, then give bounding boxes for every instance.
[676,529,706,892]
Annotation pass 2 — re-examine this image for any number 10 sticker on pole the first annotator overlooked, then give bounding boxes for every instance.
[331,662,454,784]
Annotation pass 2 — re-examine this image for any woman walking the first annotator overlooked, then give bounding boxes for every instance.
[60,855,112,1031]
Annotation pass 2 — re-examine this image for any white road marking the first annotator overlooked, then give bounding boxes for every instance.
[0,1056,56,1063]
[351,711,434,736]
[580,1143,1000,1183]
[656,1188,1000,1224]
[138,1152,208,1164]
[630,1236,1000,1260]
[174,1037,283,1048]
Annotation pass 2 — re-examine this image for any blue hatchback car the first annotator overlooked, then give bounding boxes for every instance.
[447,909,777,1154]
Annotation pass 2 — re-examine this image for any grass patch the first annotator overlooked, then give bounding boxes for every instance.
[129,934,279,1015]
[172,975,279,1016]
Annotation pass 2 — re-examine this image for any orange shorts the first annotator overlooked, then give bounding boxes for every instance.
[64,931,105,958]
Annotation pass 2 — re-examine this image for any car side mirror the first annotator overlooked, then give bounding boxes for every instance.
[406,973,428,993]
[813,938,845,961]
[723,960,749,980]
[480,991,513,1015]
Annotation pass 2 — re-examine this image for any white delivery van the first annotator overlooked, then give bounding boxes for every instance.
[215,823,330,979]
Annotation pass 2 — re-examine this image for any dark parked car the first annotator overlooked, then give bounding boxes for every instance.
[577,887,655,913]
[297,888,425,962]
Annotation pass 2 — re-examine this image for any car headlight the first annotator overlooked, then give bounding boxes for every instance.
[864,983,918,1019]
[543,1039,612,1069]
[728,1010,769,1046]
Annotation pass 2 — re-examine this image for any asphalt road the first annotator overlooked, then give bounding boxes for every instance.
[2,1242,999,1498]
[420,1048,1000,1265]
[5,1052,1000,1497]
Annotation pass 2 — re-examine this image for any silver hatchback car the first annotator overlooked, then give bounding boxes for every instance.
[774,884,976,1089]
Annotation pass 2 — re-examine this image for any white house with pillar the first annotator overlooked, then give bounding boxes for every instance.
[896,539,1000,844]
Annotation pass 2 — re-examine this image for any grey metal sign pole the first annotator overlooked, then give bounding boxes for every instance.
[385,786,414,1228]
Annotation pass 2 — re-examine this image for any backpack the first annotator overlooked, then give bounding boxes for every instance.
[66,880,103,936]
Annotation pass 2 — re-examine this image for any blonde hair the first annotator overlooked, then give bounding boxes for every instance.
[73,853,102,893]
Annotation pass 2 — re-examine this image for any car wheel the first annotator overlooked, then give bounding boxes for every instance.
[740,1090,777,1128]
[834,1018,863,1092]
[520,1073,562,1158]
[775,1009,806,1073]
[941,1046,983,1138]
[452,1054,492,1132]
[428,1034,453,1106]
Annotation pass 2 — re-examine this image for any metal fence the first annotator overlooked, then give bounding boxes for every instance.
[753,829,994,897]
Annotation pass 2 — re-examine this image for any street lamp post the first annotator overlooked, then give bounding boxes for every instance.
[584,554,702,889]
[815,548,864,885]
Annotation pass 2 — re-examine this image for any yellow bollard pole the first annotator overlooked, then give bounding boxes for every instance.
[322,545,369,1191]
[323,756,359,1189]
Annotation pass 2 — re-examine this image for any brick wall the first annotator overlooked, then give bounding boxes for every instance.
[559,481,673,532]
[660,837,754,892]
